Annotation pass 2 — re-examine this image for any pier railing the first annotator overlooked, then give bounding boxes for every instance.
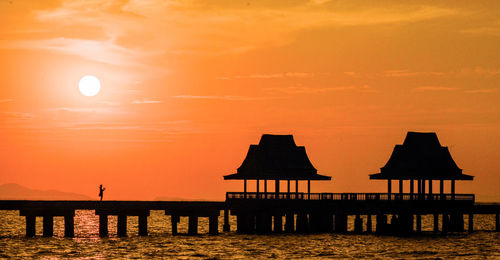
[226,192,475,202]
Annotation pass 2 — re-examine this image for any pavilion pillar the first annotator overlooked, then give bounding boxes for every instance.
[429,180,433,200]
[307,180,311,200]
[99,215,108,237]
[422,179,426,200]
[295,180,299,199]
[264,180,267,199]
[43,215,53,237]
[25,215,36,237]
[410,179,414,200]
[451,180,456,200]
[64,214,75,237]
[387,179,392,200]
[440,180,444,200]
[417,179,422,200]
[275,179,280,198]
[287,180,291,199]
[256,179,259,198]
[117,215,127,237]
[138,214,148,236]
[399,179,403,200]
[244,179,247,199]
[223,209,230,232]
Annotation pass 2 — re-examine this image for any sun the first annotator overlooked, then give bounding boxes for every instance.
[78,75,101,97]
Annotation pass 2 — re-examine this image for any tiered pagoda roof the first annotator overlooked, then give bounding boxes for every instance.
[370,132,473,180]
[224,134,331,180]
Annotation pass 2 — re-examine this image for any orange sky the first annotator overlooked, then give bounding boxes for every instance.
[0,0,499,201]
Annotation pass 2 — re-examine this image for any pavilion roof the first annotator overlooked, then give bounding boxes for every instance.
[370,132,473,180]
[223,134,331,180]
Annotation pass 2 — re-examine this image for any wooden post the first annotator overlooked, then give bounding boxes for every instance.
[223,209,230,232]
[354,215,363,233]
[399,180,403,194]
[99,215,108,237]
[496,214,499,232]
[416,215,422,232]
[256,179,259,198]
[171,215,179,235]
[264,180,267,199]
[274,214,283,233]
[468,214,474,232]
[43,215,53,237]
[451,180,455,200]
[138,215,148,236]
[25,215,36,237]
[275,179,280,197]
[64,214,75,237]
[209,215,219,235]
[117,215,127,237]
[244,179,247,199]
[422,179,426,200]
[188,215,198,235]
[388,179,392,200]
[366,214,372,233]
[287,180,290,199]
[418,179,422,200]
[295,180,299,198]
[307,180,311,200]
[285,212,294,232]
[429,180,433,200]
[410,179,414,200]
[440,179,444,200]
[434,214,439,232]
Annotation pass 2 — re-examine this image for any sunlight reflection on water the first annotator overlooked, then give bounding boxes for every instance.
[0,210,499,258]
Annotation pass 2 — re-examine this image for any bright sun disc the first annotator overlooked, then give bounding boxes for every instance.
[78,75,101,97]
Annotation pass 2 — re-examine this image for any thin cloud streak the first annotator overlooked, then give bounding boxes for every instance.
[412,86,456,92]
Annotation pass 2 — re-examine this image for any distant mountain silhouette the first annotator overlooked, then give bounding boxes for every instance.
[0,183,91,200]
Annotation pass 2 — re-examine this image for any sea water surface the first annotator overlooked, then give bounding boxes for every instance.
[0,210,499,259]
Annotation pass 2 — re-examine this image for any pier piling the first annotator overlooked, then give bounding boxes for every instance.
[25,215,36,237]
[223,209,230,232]
[64,214,75,237]
[468,214,473,232]
[138,215,148,236]
[354,215,363,233]
[366,215,372,233]
[99,215,108,237]
[209,215,218,235]
[117,215,127,237]
[42,215,53,237]
[171,215,179,235]
[188,215,198,235]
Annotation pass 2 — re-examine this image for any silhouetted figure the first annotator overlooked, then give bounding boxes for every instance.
[99,185,106,201]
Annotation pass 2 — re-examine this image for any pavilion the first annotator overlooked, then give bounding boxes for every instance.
[370,132,473,200]
[224,134,331,199]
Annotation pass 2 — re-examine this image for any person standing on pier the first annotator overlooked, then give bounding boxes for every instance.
[99,184,106,201]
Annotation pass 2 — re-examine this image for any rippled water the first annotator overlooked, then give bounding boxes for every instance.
[0,210,499,259]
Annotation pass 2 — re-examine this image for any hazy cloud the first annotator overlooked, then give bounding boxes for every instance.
[412,86,456,92]
[132,99,162,104]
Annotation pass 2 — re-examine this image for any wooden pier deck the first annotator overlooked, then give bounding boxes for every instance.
[0,195,499,237]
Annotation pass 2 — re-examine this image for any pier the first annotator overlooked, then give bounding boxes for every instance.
[1,132,499,237]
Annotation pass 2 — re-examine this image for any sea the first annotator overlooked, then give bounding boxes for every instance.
[0,210,499,259]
